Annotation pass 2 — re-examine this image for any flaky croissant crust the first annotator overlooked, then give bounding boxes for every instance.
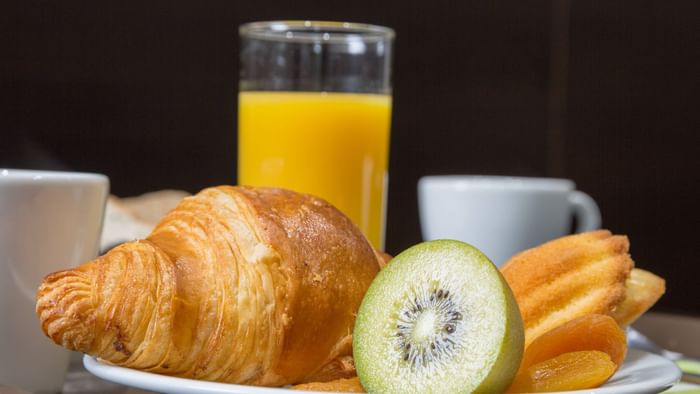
[37,186,381,386]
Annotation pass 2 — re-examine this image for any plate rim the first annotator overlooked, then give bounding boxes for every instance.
[83,348,681,394]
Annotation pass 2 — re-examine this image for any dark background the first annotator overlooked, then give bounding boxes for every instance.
[3,1,699,315]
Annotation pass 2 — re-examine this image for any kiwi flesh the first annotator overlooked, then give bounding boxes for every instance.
[353,240,524,393]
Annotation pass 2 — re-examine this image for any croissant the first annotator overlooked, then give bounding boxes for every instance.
[36,186,382,386]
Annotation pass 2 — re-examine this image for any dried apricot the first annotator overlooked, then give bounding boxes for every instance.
[521,314,626,369]
[292,376,365,392]
[507,350,617,393]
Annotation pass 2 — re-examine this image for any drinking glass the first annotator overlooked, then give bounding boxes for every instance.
[238,20,394,249]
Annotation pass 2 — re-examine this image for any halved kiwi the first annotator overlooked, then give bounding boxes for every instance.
[353,240,524,393]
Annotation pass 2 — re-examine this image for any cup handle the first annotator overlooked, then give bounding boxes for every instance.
[569,190,601,232]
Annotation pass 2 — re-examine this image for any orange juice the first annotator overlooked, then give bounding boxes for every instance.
[238,91,392,249]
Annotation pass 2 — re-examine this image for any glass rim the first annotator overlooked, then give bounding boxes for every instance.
[239,20,395,44]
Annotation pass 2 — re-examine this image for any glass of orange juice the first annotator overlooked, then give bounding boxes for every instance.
[238,21,394,249]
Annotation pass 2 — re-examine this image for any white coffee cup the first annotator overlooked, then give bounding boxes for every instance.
[418,175,601,267]
[0,169,108,393]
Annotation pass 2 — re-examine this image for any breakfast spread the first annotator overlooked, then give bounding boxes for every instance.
[35,186,665,393]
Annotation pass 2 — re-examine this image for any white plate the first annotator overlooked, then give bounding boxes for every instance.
[84,348,681,394]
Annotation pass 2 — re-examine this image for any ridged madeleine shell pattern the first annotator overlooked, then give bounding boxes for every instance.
[501,230,633,347]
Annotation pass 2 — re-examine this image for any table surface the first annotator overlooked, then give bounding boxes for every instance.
[63,353,149,394]
[51,311,699,394]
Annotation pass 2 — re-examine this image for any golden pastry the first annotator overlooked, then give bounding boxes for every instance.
[612,268,665,327]
[36,186,382,386]
[500,230,633,346]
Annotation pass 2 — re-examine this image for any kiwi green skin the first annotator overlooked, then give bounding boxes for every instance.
[473,268,524,394]
[353,240,524,394]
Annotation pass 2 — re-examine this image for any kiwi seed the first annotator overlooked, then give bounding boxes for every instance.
[391,285,465,370]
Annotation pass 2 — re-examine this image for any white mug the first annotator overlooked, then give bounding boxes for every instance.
[418,175,601,267]
[0,169,108,393]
